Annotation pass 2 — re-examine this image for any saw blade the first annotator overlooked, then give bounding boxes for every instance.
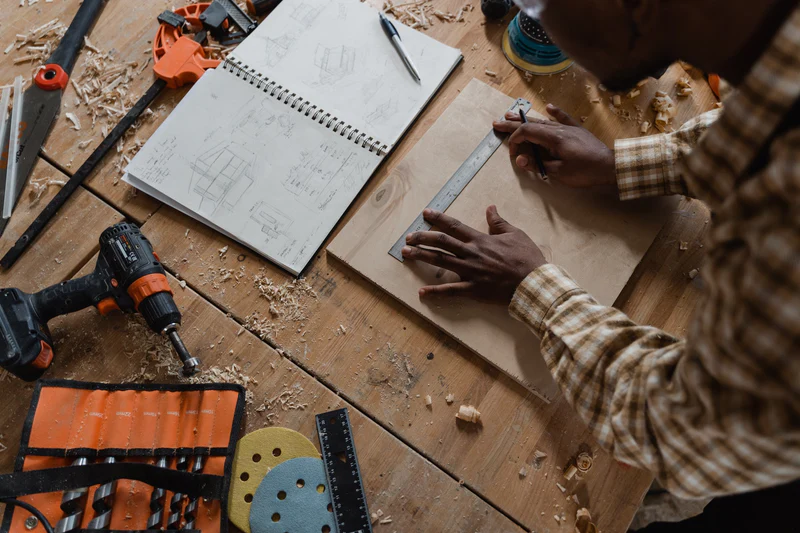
[0,85,62,236]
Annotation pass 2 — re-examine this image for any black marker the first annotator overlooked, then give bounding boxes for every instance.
[379,12,422,83]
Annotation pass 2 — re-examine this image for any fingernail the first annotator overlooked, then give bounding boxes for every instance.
[517,155,529,167]
[546,103,556,110]
[423,208,431,216]
[405,233,413,242]
[402,246,411,255]
[419,288,426,296]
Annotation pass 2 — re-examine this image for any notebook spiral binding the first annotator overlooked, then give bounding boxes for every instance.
[223,59,389,156]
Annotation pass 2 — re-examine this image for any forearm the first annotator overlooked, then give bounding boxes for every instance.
[509,264,800,499]
[615,109,721,200]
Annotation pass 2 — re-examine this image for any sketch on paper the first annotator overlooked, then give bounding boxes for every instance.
[290,2,320,25]
[364,98,399,127]
[249,201,294,240]
[259,32,297,68]
[283,143,369,211]
[314,45,356,85]
[190,142,255,216]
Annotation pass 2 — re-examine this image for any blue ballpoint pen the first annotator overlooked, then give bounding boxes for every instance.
[379,12,422,83]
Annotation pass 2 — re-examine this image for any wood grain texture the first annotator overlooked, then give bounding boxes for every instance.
[328,78,679,400]
[0,1,719,531]
[0,264,526,533]
[0,158,124,290]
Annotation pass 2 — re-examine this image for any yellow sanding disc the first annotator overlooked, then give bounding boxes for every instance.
[228,427,320,533]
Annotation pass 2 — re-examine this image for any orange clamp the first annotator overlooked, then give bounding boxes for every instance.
[127,273,173,309]
[153,35,220,89]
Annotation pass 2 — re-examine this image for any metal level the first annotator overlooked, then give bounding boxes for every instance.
[389,98,532,261]
[316,408,372,533]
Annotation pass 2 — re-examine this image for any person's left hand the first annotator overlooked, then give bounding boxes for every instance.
[401,205,547,303]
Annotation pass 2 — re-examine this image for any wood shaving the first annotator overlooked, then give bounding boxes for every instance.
[564,464,578,480]
[612,95,622,107]
[575,508,598,533]
[455,404,480,423]
[65,112,81,131]
[627,89,640,99]
[576,452,593,473]
[556,482,567,493]
[383,1,473,30]
[519,466,527,478]
[484,69,497,77]
[28,176,66,202]
[679,241,688,251]
[424,394,432,406]
[651,91,677,132]
[688,268,699,279]
[445,393,455,404]
[640,121,651,134]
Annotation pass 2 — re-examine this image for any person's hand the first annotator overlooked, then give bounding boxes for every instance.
[493,104,617,188]
[401,206,547,304]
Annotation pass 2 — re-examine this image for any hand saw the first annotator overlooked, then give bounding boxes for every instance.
[0,0,107,237]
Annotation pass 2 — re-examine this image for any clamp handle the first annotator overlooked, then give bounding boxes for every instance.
[153,36,220,89]
[47,0,106,76]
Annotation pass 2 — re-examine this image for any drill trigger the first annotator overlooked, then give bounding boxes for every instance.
[96,297,122,316]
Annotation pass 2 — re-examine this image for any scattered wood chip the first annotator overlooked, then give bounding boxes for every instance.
[627,89,640,99]
[379,517,393,524]
[651,91,677,132]
[576,452,593,474]
[640,121,651,134]
[564,464,578,480]
[519,466,527,478]
[576,508,598,533]
[556,482,567,493]
[484,69,497,77]
[65,112,81,131]
[218,245,229,258]
[612,95,622,107]
[679,241,688,251]
[636,78,650,88]
[455,404,480,423]
[424,394,432,406]
[445,393,454,404]
[688,268,699,279]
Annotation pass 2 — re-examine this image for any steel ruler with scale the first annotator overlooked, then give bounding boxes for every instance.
[316,408,373,533]
[389,97,532,261]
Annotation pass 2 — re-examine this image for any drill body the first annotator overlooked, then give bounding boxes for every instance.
[0,222,198,381]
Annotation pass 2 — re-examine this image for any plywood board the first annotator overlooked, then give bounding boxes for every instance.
[329,79,678,401]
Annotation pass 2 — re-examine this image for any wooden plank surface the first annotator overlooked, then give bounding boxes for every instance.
[0,2,717,531]
[327,77,689,401]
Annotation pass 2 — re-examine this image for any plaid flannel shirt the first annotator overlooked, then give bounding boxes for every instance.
[510,8,800,499]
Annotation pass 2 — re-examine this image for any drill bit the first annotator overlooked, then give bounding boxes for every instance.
[166,456,189,529]
[147,457,168,530]
[165,326,200,376]
[55,457,89,533]
[87,457,117,530]
[182,456,205,529]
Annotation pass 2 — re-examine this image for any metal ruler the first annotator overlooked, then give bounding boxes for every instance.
[215,0,257,34]
[389,98,532,261]
[316,408,372,533]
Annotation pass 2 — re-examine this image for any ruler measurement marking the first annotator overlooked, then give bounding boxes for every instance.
[388,98,532,261]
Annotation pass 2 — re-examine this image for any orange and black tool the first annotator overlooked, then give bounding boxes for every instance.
[0,380,245,533]
[1,4,224,270]
[0,222,199,380]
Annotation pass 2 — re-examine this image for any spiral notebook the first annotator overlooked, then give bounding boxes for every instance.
[124,0,462,275]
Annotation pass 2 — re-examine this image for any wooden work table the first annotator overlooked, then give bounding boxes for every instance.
[0,1,715,531]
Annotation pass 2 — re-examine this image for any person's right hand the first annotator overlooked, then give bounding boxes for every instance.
[493,104,617,189]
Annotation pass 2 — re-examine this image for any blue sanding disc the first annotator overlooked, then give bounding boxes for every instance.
[249,457,335,533]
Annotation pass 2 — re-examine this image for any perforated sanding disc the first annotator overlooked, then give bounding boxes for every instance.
[228,428,320,533]
[249,457,334,533]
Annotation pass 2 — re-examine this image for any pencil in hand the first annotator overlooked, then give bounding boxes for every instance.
[518,108,548,181]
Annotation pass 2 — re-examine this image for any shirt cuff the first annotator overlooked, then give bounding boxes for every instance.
[614,134,686,200]
[509,264,584,338]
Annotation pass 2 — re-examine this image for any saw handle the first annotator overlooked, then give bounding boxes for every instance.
[30,270,112,323]
[46,0,106,76]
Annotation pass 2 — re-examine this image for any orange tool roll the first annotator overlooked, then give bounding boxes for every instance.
[0,380,245,533]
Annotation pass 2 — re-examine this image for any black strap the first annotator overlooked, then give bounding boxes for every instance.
[0,463,224,500]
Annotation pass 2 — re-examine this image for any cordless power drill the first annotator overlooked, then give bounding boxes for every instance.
[0,222,200,381]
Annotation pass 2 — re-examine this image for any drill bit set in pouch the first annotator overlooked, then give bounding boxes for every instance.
[0,380,246,533]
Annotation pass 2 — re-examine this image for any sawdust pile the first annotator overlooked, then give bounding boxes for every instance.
[4,18,66,71]
[383,1,474,30]
[190,363,257,404]
[254,383,308,425]
[244,270,317,343]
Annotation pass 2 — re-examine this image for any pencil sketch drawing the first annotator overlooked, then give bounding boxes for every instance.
[314,45,356,85]
[190,141,255,216]
[290,2,320,25]
[283,143,366,211]
[365,98,399,127]
[249,201,294,240]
